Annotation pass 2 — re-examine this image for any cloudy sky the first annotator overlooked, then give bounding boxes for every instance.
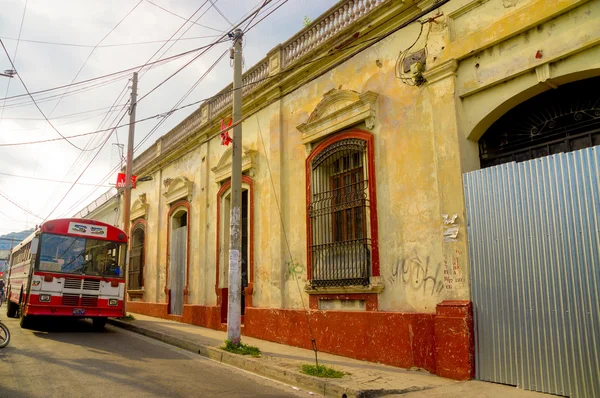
[0,0,338,234]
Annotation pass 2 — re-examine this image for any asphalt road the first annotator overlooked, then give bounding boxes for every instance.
[0,316,314,398]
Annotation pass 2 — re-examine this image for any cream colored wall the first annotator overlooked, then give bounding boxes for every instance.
[455,1,600,141]
[274,17,468,312]
[124,0,597,314]
[83,199,120,227]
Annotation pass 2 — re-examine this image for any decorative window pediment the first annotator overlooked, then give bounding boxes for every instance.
[211,146,257,183]
[297,89,378,147]
[163,176,193,205]
[130,193,149,221]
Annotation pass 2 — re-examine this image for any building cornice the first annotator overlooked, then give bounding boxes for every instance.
[132,0,441,176]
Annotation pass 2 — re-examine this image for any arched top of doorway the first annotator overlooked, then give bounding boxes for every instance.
[168,201,189,229]
[479,76,600,168]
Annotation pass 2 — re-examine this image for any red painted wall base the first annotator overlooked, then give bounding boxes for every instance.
[125,300,474,380]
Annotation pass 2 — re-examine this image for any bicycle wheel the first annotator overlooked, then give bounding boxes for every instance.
[0,322,10,348]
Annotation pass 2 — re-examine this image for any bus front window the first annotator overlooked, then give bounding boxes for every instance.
[38,233,124,277]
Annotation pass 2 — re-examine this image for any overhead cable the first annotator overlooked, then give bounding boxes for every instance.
[145,0,225,33]
[0,40,227,104]
[0,0,28,127]
[0,34,222,48]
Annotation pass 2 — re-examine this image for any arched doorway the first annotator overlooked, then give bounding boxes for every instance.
[169,208,188,316]
[129,222,145,291]
[216,176,254,325]
[479,76,600,168]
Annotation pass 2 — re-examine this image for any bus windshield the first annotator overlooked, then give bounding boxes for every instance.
[37,233,125,277]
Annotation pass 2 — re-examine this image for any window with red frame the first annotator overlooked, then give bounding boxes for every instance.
[308,138,372,287]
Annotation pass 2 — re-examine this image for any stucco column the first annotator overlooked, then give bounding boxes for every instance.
[424,61,476,380]
[267,95,285,308]
[197,142,209,305]
[423,60,471,301]
[155,168,164,303]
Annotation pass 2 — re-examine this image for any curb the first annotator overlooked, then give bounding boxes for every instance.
[107,319,425,397]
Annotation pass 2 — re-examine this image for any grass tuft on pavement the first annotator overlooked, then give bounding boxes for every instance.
[221,339,261,357]
[301,364,345,378]
[119,314,136,321]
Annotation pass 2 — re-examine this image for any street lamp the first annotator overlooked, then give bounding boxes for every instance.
[0,69,15,78]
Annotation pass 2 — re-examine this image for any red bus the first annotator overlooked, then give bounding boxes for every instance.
[5,219,128,330]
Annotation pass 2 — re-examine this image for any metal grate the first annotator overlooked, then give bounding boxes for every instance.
[479,76,600,168]
[63,278,82,290]
[464,146,600,397]
[308,139,371,287]
[62,294,80,306]
[83,279,100,291]
[81,295,98,307]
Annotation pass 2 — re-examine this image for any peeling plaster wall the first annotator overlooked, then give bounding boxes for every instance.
[455,1,600,141]
[119,0,597,317]
[274,15,471,312]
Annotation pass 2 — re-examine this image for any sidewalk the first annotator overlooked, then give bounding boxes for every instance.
[107,314,548,397]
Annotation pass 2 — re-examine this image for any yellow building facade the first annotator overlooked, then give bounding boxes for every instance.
[100,0,600,383]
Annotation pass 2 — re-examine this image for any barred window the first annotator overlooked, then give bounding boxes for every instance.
[308,137,373,287]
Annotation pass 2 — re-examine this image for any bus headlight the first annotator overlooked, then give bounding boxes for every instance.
[108,299,118,306]
[39,294,51,302]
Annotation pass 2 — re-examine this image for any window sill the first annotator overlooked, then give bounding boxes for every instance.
[127,289,145,297]
[304,277,384,295]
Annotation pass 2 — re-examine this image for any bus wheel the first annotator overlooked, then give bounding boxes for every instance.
[19,302,31,329]
[92,317,107,331]
[6,300,18,318]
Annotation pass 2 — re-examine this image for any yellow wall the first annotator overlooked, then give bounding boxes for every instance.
[117,0,598,314]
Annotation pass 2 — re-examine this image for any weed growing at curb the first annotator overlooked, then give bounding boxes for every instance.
[301,364,345,378]
[118,314,136,321]
[221,339,261,357]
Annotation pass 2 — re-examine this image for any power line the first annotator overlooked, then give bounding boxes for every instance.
[244,0,288,32]
[0,78,226,146]
[208,0,234,26]
[0,190,44,220]
[0,171,113,187]
[42,1,144,127]
[145,0,225,33]
[1,104,128,121]
[0,73,128,111]
[0,0,28,127]
[0,34,222,48]
[0,27,395,148]
[43,113,125,221]
[137,0,213,79]
[53,0,447,223]
[4,112,113,132]
[0,40,227,104]
[135,50,229,150]
[39,1,229,220]
[0,39,91,150]
[40,0,309,219]
[136,0,270,102]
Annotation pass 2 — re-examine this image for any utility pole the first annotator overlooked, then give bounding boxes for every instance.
[227,29,243,345]
[122,72,138,316]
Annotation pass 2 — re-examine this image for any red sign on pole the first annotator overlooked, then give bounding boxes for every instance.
[116,173,137,189]
[220,118,232,146]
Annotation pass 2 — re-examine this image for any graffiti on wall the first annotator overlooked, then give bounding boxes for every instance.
[389,248,465,295]
[286,259,304,280]
[389,250,444,295]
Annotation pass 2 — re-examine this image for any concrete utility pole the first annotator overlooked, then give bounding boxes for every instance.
[227,29,243,345]
[122,72,138,316]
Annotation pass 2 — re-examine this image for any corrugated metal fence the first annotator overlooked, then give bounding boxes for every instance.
[464,146,600,397]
